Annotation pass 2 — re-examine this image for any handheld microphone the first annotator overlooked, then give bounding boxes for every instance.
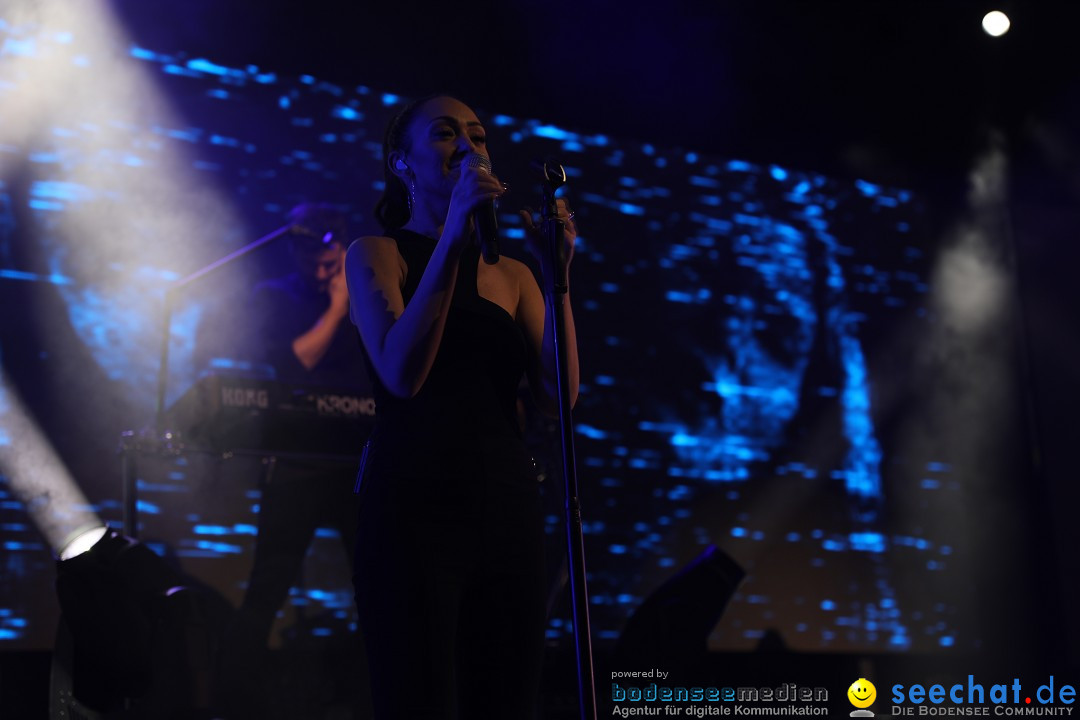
[465,153,499,264]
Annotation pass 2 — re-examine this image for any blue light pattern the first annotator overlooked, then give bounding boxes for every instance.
[0,14,958,653]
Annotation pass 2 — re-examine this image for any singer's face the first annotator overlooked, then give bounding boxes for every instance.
[404,96,489,203]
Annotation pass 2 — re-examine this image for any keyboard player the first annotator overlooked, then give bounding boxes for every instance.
[216,202,371,716]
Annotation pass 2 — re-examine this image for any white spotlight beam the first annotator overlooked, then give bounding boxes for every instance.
[0,369,106,557]
[0,0,248,414]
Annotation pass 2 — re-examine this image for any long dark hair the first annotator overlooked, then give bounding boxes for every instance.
[373,94,447,232]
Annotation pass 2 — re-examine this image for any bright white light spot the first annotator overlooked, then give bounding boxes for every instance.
[982,11,1011,37]
[58,525,108,561]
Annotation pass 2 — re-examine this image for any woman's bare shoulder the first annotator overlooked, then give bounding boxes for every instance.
[347,234,398,256]
[347,235,406,275]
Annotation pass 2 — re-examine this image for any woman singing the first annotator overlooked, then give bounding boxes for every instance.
[346,95,579,719]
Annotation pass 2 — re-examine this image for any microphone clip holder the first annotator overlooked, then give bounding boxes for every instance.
[536,160,570,294]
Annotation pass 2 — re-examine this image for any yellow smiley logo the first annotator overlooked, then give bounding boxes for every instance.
[848,678,877,709]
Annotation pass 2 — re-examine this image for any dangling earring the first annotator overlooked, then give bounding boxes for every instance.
[407,179,417,216]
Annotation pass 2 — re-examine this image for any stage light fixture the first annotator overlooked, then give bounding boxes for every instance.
[53,525,228,716]
[616,545,745,672]
[982,11,1011,37]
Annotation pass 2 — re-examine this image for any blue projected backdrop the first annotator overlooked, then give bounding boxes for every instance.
[0,12,968,653]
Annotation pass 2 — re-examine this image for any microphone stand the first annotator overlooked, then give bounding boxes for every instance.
[153,223,297,433]
[536,161,597,720]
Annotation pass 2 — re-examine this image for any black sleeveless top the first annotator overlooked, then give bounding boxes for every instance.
[360,229,533,485]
